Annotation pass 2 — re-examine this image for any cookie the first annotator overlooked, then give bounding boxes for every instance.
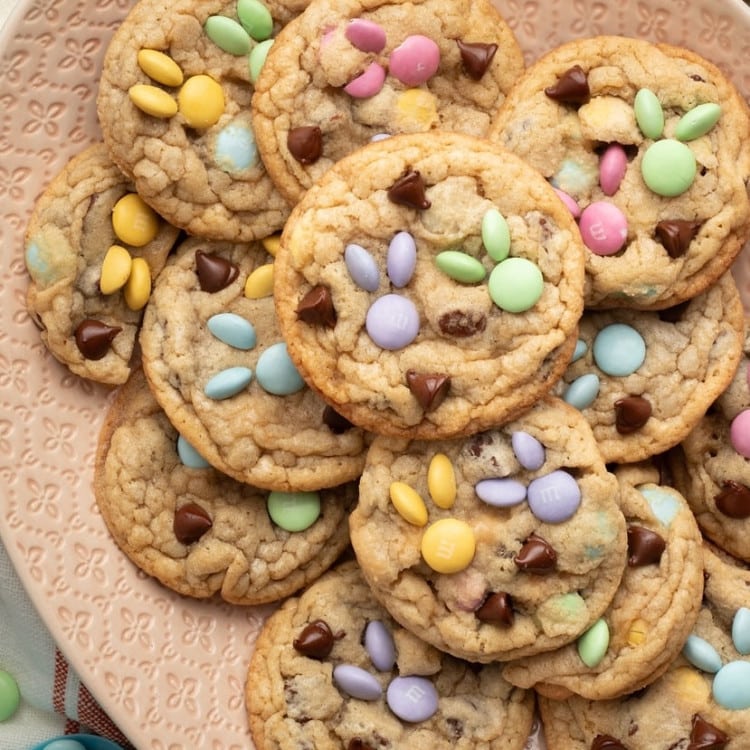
[502,462,704,700]
[139,236,369,491]
[489,36,750,310]
[94,367,357,603]
[245,560,535,749]
[669,317,750,561]
[348,396,628,663]
[554,271,744,464]
[538,542,750,750]
[24,142,179,385]
[274,131,586,439]
[251,0,525,204]
[97,0,297,241]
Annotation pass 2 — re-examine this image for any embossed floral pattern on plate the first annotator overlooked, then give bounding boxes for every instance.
[1,0,750,748]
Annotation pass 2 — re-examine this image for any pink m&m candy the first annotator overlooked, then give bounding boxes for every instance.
[579,201,628,256]
[730,409,750,458]
[553,187,581,218]
[345,18,387,53]
[388,35,440,86]
[344,61,386,98]
[599,143,628,196]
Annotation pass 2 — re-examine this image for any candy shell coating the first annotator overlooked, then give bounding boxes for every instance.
[123,257,151,311]
[128,84,178,119]
[386,676,438,722]
[177,434,210,469]
[237,0,273,40]
[388,35,440,86]
[137,49,184,87]
[249,39,274,83]
[364,620,396,671]
[475,478,526,508]
[244,263,274,299]
[344,62,386,98]
[333,664,382,700]
[682,634,723,673]
[387,231,417,287]
[641,139,696,197]
[732,607,750,654]
[207,312,256,350]
[511,431,545,470]
[675,102,722,141]
[112,193,160,247]
[634,88,664,139]
[599,143,627,196]
[0,669,20,722]
[592,323,646,376]
[178,75,225,129]
[421,518,475,573]
[365,294,419,350]
[345,243,380,291]
[488,257,543,312]
[267,491,321,532]
[712,661,750,709]
[204,366,253,399]
[577,618,610,668]
[730,409,750,458]
[389,481,428,526]
[527,470,581,523]
[215,123,258,172]
[482,208,511,262]
[578,201,628,256]
[256,342,305,395]
[204,15,252,55]
[345,18,386,53]
[563,373,600,410]
[99,245,132,295]
[427,453,456,509]
[435,250,486,283]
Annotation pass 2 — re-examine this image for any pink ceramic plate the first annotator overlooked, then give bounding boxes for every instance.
[1,1,750,748]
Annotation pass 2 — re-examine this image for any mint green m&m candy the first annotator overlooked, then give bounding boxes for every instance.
[0,669,20,722]
[267,491,321,531]
[488,257,543,313]
[641,139,696,197]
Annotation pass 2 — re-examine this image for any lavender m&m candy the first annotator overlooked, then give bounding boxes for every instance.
[475,478,527,507]
[387,231,417,287]
[386,676,438,722]
[527,470,581,523]
[730,409,750,458]
[365,294,419,350]
[364,620,396,671]
[333,664,382,700]
[345,243,380,291]
[579,201,628,256]
[388,35,440,86]
[511,431,545,470]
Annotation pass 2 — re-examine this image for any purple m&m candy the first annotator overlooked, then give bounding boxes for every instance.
[511,431,545,471]
[475,478,526,508]
[364,620,396,671]
[527,470,581,523]
[365,294,419,350]
[333,664,382,700]
[386,676,438,722]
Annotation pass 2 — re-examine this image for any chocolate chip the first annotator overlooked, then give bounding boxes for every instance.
[195,250,239,292]
[387,170,431,209]
[347,740,376,750]
[287,126,323,164]
[715,480,750,519]
[456,40,497,80]
[474,591,514,625]
[437,309,487,337]
[655,220,702,259]
[688,713,729,750]
[544,64,590,104]
[322,405,354,433]
[614,396,652,434]
[446,718,464,739]
[74,319,122,360]
[293,619,335,659]
[405,371,451,411]
[591,736,628,750]
[173,502,213,545]
[627,525,666,567]
[296,284,337,327]
[514,533,557,573]
[658,301,691,323]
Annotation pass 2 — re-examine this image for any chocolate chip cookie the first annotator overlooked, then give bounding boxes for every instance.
[274,131,586,439]
[489,36,750,309]
[349,396,628,663]
[24,142,179,385]
[246,561,535,749]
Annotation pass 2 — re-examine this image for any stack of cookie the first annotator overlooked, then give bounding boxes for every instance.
[21,0,750,746]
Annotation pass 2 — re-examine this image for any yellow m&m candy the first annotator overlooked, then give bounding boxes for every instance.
[421,518,475,573]
[389,482,428,527]
[99,245,133,295]
[427,453,456,509]
[123,257,152,311]
[112,193,160,247]
[178,75,225,129]
[244,263,274,299]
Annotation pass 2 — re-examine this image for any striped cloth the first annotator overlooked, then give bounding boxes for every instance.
[0,540,133,750]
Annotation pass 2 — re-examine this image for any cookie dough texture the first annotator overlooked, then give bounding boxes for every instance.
[94,368,356,603]
[24,142,178,385]
[670,318,750,561]
[252,0,525,203]
[349,397,628,663]
[538,543,750,750]
[489,36,750,309]
[97,0,294,241]
[502,463,704,700]
[246,561,535,750]
[274,132,586,439]
[140,237,369,491]
[554,272,744,464]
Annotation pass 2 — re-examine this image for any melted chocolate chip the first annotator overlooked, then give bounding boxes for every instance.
[474,591,514,625]
[688,713,729,750]
[293,619,335,659]
[514,533,557,573]
[322,405,354,433]
[591,736,627,750]
[627,525,666,567]
[405,371,451,411]
[655,220,702,259]
[456,40,498,80]
[614,396,652,434]
[195,251,239,292]
[387,170,431,209]
[715,480,750,519]
[658,301,691,323]
[74,319,122,360]
[438,309,487,337]
[173,502,213,545]
[287,126,323,164]
[296,285,337,327]
[347,740,376,750]
[544,64,590,104]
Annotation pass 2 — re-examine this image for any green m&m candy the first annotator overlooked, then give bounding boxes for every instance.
[488,257,543,313]
[641,139,696,197]
[267,491,321,532]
